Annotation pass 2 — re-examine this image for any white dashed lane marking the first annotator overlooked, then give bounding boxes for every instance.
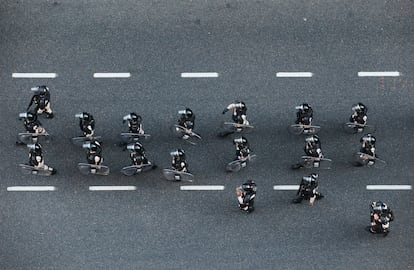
[181,72,219,78]
[89,186,137,191]
[12,73,57,78]
[276,72,313,78]
[93,73,131,78]
[273,185,300,190]
[7,186,56,191]
[366,185,412,190]
[180,185,225,191]
[358,71,400,77]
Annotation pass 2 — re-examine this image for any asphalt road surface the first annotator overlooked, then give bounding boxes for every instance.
[0,0,413,269]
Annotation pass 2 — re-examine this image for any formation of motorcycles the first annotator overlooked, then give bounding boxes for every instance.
[15,86,393,235]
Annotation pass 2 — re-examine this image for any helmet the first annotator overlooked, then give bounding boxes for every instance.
[31,85,48,95]
[352,103,367,113]
[76,112,92,121]
[371,201,384,212]
[19,111,37,121]
[127,142,143,151]
[305,135,320,143]
[130,112,142,122]
[311,173,319,179]
[178,108,193,118]
[28,143,42,153]
[170,149,185,157]
[233,136,248,145]
[242,180,256,192]
[124,112,142,122]
[235,101,246,109]
[26,111,37,121]
[296,103,310,111]
[361,134,376,144]
[82,140,101,152]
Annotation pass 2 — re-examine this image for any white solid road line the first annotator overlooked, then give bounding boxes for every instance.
[7,186,56,191]
[366,185,412,190]
[358,71,400,77]
[276,72,313,78]
[273,185,300,190]
[180,185,225,191]
[12,73,57,78]
[89,186,137,191]
[181,72,219,78]
[93,73,131,78]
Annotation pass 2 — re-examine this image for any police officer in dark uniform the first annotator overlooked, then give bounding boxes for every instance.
[236,180,257,213]
[170,149,188,173]
[295,103,313,125]
[127,142,155,168]
[369,201,394,236]
[304,135,323,158]
[83,140,103,166]
[360,134,376,166]
[27,85,54,118]
[234,136,250,161]
[28,143,56,174]
[292,173,323,206]
[177,108,195,139]
[350,103,368,126]
[76,112,95,138]
[17,111,46,144]
[223,101,249,125]
[123,112,144,134]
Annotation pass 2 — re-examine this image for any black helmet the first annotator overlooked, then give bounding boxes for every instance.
[352,103,367,113]
[82,140,101,152]
[19,111,37,121]
[27,111,37,121]
[178,108,193,118]
[31,85,48,95]
[305,135,320,144]
[371,201,384,212]
[130,112,142,122]
[123,112,142,123]
[296,103,311,112]
[170,149,185,157]
[235,101,246,109]
[76,112,93,121]
[28,143,42,153]
[233,136,248,145]
[311,173,319,179]
[127,142,143,152]
[361,134,376,144]
[242,180,257,192]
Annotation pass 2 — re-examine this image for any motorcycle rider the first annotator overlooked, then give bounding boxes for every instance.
[350,103,368,127]
[222,101,249,126]
[27,85,54,118]
[292,173,323,206]
[177,108,195,139]
[123,112,144,134]
[295,103,313,126]
[369,201,394,236]
[76,112,95,138]
[236,180,257,213]
[27,143,56,174]
[170,149,188,173]
[233,136,251,161]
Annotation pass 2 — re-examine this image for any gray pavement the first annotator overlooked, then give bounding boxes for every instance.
[0,0,413,269]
